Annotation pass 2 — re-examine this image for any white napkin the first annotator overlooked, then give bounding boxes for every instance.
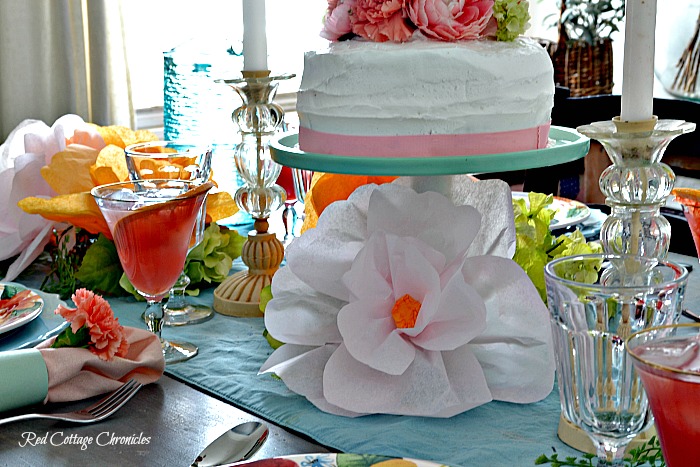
[0,115,103,281]
[260,179,555,418]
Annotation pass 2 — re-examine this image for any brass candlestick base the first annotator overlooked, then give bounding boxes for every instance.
[213,221,284,317]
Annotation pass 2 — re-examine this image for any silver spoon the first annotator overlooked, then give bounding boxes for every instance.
[192,421,269,467]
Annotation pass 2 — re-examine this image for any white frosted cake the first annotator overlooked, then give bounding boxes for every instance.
[296,1,554,158]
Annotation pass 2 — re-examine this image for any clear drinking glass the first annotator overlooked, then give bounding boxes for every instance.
[544,254,688,464]
[124,141,213,326]
[92,179,213,364]
[627,323,700,467]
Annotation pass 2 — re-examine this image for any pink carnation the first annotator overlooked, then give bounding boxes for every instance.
[406,0,494,41]
[321,0,357,40]
[352,0,415,42]
[55,288,129,361]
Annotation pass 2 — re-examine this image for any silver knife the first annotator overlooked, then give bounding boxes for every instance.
[14,321,69,349]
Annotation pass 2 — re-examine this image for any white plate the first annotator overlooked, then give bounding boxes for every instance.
[0,283,44,336]
[0,284,67,351]
[512,191,591,230]
[239,453,451,467]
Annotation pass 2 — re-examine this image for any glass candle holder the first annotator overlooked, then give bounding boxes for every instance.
[212,71,294,317]
[577,118,695,259]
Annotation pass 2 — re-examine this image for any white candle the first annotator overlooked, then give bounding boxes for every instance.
[620,0,657,122]
[242,0,268,71]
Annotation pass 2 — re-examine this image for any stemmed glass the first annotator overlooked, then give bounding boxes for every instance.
[627,323,700,467]
[673,187,700,256]
[544,254,688,464]
[124,141,213,326]
[277,165,313,242]
[277,165,298,243]
[92,179,213,364]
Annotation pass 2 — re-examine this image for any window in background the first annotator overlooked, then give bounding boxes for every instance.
[122,0,328,129]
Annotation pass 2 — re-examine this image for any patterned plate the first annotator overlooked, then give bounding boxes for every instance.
[0,283,44,336]
[237,453,449,467]
[512,192,591,230]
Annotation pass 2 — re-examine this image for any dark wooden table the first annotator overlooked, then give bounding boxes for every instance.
[0,374,329,466]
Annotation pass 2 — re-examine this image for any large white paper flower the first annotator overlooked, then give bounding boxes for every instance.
[0,115,102,281]
[261,179,554,417]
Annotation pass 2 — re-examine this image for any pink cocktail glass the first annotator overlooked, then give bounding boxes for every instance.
[627,323,700,466]
[673,187,700,256]
[92,179,213,364]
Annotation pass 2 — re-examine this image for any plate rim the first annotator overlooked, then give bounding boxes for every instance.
[251,453,450,467]
[511,191,591,230]
[0,283,45,336]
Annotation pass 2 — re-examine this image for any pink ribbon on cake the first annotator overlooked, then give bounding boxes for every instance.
[299,122,551,158]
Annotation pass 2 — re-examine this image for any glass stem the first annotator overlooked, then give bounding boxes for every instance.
[144,300,165,341]
[594,440,626,466]
[167,271,191,310]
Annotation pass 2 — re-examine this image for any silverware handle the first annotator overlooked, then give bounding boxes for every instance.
[0,413,42,426]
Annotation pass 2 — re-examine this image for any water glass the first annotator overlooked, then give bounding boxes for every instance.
[627,323,700,467]
[544,254,688,463]
[124,141,213,326]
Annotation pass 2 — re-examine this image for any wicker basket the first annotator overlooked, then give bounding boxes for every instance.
[550,37,614,97]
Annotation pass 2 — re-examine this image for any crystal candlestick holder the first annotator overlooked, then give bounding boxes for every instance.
[577,117,695,259]
[213,71,294,317]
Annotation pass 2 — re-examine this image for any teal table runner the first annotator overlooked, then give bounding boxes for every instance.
[107,283,579,467]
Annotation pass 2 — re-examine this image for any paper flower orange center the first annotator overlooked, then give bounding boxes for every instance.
[391,294,422,329]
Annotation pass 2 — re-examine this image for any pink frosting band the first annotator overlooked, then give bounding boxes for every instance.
[299,122,552,158]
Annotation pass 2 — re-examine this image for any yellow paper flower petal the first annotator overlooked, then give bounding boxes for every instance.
[205,191,239,223]
[40,144,100,195]
[93,144,130,182]
[18,193,111,238]
[89,165,121,186]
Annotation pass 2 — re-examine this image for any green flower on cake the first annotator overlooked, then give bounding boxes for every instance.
[492,0,531,42]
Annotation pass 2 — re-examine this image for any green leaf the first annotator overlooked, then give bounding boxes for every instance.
[51,324,90,349]
[75,234,124,295]
[119,273,144,301]
[259,285,273,313]
[263,328,284,349]
[1,285,19,300]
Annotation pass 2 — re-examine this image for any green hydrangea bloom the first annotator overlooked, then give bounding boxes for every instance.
[493,0,531,42]
[185,223,245,285]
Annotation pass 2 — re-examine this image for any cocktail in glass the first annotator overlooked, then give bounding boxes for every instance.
[125,141,213,326]
[673,187,700,256]
[92,179,213,364]
[627,323,700,467]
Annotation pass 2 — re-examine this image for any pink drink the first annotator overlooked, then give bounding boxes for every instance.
[277,165,297,203]
[628,326,700,467]
[101,190,206,300]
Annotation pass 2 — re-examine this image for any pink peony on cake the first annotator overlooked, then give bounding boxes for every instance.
[296,0,555,158]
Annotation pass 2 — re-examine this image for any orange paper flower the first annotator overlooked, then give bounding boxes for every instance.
[301,173,398,233]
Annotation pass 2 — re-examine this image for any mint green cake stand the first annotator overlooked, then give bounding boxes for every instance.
[269,126,589,176]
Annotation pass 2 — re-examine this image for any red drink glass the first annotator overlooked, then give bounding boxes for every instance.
[627,323,700,466]
[92,179,213,364]
[673,187,700,256]
[125,141,214,326]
